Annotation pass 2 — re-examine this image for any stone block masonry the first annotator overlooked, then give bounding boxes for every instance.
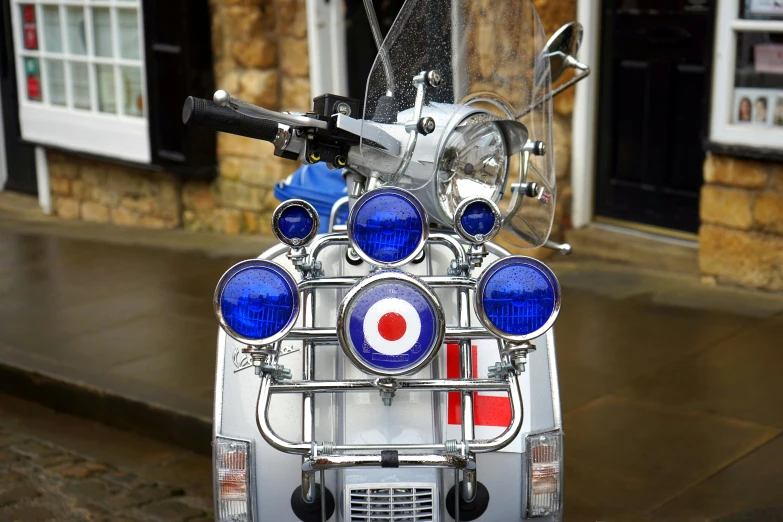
[49,151,182,229]
[46,0,578,242]
[700,154,783,290]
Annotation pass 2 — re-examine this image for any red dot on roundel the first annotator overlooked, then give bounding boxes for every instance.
[378,312,406,342]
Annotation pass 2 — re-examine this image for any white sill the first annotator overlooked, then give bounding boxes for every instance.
[19,103,151,164]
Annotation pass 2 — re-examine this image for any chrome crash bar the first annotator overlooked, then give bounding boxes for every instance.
[254,233,523,507]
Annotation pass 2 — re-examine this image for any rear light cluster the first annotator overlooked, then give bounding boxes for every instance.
[526,430,564,518]
[215,436,254,522]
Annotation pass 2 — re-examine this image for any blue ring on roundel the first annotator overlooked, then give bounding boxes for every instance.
[346,280,439,374]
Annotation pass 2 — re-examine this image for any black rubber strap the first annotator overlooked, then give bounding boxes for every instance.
[380,450,399,468]
[182,96,279,143]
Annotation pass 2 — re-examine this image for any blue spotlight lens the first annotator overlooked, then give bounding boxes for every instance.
[479,258,559,338]
[350,189,425,264]
[218,261,298,342]
[278,205,315,241]
[460,200,497,236]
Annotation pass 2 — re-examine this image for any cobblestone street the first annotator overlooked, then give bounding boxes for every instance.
[0,393,212,522]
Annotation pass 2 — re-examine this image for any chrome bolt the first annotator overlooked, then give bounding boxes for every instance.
[418,117,436,135]
[427,70,443,87]
[336,102,351,116]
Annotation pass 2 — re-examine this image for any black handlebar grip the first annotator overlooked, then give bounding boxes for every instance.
[182,96,279,143]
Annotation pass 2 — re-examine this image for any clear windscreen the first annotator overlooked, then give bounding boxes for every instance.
[360,0,555,248]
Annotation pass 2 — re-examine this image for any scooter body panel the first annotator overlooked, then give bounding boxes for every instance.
[214,237,562,521]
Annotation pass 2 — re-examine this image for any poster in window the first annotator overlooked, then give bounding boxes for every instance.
[21,5,38,50]
[734,87,783,126]
[24,58,41,101]
[749,0,783,15]
[755,44,783,74]
[774,95,783,127]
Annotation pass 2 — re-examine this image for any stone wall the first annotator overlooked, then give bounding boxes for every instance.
[182,0,310,235]
[700,154,783,290]
[48,151,181,228]
[47,0,577,239]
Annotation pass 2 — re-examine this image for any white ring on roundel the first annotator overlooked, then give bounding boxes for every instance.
[362,297,422,356]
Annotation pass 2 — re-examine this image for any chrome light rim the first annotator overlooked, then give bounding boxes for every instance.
[214,259,300,346]
[453,196,503,244]
[337,270,445,377]
[272,199,320,247]
[347,187,430,268]
[474,256,561,343]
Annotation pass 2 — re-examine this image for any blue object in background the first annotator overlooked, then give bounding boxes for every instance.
[274,163,348,233]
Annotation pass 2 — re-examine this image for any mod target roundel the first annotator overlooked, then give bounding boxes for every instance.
[338,272,445,376]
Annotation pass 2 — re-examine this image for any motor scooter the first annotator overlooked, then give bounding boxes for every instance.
[184,1,589,519]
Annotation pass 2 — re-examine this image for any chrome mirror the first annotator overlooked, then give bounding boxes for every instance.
[545,22,584,82]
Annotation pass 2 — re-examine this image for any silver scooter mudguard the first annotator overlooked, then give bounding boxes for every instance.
[213,237,563,522]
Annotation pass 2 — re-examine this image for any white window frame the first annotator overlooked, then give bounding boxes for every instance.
[710,0,783,150]
[9,0,150,163]
[306,0,349,98]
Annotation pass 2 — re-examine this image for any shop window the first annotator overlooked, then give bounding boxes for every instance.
[710,0,783,151]
[8,0,217,177]
[11,0,150,162]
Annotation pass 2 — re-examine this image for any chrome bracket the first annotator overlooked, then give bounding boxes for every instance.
[502,341,536,373]
[374,377,398,407]
[487,361,516,380]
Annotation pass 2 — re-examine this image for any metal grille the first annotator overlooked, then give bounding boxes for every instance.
[348,485,435,521]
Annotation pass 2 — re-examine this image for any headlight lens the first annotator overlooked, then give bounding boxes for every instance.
[436,116,509,221]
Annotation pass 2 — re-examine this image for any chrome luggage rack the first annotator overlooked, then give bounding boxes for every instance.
[245,232,526,505]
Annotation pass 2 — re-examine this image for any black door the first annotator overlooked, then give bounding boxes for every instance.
[1,0,37,195]
[344,0,407,100]
[595,0,714,233]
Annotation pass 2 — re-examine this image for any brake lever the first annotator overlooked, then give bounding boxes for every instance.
[214,89,329,130]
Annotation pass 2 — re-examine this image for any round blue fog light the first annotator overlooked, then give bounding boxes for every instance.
[348,188,428,266]
[454,197,501,244]
[272,200,319,247]
[475,256,560,342]
[214,260,299,345]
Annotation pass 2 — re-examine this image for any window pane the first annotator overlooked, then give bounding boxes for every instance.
[92,8,113,57]
[46,60,66,106]
[741,0,783,20]
[24,57,42,101]
[66,7,87,55]
[121,66,143,116]
[732,31,783,127]
[20,4,38,50]
[70,62,90,109]
[42,6,63,53]
[96,64,116,113]
[117,9,140,60]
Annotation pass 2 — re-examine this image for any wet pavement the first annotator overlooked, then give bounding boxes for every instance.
[2,217,783,521]
[0,392,211,522]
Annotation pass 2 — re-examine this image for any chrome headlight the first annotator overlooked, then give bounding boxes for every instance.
[436,115,509,221]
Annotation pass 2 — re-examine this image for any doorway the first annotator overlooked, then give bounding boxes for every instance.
[1,0,37,195]
[594,0,714,233]
[344,0,407,100]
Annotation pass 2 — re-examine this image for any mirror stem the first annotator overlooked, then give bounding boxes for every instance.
[516,66,591,119]
[362,0,395,93]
